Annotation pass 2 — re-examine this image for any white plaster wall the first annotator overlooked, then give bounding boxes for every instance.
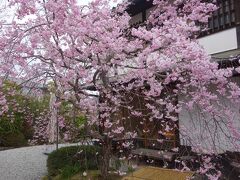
[198,28,238,55]
[179,76,240,153]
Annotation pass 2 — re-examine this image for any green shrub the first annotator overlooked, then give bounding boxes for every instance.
[60,164,81,179]
[0,81,41,145]
[22,123,34,140]
[1,132,27,147]
[47,145,100,177]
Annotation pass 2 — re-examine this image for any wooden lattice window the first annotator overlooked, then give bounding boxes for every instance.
[201,0,239,36]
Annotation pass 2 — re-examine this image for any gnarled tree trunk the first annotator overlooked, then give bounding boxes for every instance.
[100,138,111,180]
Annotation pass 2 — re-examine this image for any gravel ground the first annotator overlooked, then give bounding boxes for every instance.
[0,143,83,180]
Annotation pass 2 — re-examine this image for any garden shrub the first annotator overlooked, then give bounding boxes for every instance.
[0,81,85,146]
[0,81,35,146]
[60,164,82,179]
[22,121,34,140]
[47,145,100,177]
[1,132,27,147]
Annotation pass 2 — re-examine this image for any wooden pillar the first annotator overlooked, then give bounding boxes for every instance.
[234,0,240,25]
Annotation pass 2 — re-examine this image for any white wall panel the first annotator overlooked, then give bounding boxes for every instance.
[198,28,238,55]
[179,76,240,153]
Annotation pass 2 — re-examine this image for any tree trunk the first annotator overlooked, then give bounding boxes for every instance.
[100,140,111,180]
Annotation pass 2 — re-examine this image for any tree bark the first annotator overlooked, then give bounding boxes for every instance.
[100,139,111,180]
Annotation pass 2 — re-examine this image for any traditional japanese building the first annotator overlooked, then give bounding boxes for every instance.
[126,0,240,154]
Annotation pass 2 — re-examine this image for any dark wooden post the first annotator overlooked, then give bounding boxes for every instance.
[234,0,240,25]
